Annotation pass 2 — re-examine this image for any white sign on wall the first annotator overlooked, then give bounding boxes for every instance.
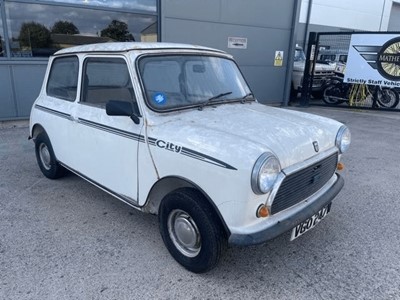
[228,37,247,49]
[345,34,400,87]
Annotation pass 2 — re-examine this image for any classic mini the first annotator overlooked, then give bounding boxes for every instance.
[30,42,351,273]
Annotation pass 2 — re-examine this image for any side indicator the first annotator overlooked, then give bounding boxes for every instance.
[337,162,345,171]
[257,204,270,218]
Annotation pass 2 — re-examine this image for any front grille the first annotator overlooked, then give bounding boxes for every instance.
[271,152,338,215]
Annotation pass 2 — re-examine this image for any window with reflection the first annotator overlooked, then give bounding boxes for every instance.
[50,0,156,12]
[5,2,157,58]
[0,16,5,57]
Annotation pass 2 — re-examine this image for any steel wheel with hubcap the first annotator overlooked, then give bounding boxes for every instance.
[38,142,52,171]
[159,188,226,273]
[168,209,201,257]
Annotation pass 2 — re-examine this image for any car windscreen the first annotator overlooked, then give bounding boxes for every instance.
[138,55,252,111]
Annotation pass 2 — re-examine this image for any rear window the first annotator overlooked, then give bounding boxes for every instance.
[46,56,79,101]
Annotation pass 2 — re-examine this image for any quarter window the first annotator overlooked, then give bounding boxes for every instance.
[81,57,135,106]
[47,56,79,101]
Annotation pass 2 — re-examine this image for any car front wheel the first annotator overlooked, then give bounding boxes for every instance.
[158,188,226,273]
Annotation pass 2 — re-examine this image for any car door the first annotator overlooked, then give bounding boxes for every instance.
[70,55,143,205]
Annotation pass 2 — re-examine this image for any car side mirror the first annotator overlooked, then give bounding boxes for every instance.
[106,100,141,125]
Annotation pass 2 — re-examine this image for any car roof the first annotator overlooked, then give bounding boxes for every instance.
[54,42,226,56]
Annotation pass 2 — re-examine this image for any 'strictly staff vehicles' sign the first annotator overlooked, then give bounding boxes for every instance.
[29,42,351,273]
[345,33,400,87]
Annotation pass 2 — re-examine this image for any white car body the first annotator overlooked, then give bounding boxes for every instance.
[29,42,350,272]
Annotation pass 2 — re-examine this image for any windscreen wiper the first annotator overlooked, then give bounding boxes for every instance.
[198,92,232,111]
[241,92,255,103]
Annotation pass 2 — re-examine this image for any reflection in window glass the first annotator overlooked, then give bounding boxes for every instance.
[51,0,156,12]
[6,2,157,58]
[0,16,5,57]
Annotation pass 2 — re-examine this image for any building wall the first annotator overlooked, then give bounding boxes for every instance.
[388,2,400,30]
[297,0,400,51]
[299,0,389,31]
[161,0,300,105]
[0,62,47,119]
[298,0,400,40]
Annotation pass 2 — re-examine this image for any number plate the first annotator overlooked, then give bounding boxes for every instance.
[290,203,332,241]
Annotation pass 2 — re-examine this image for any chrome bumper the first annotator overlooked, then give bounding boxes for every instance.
[228,174,344,246]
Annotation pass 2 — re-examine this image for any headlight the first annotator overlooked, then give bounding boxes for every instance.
[336,125,351,154]
[251,152,281,195]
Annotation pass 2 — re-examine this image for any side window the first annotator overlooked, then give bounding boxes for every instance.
[81,57,135,106]
[47,56,79,101]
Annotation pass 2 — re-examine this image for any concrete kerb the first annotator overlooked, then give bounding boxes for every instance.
[0,119,29,129]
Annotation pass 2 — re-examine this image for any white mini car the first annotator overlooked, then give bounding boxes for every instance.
[29,42,351,273]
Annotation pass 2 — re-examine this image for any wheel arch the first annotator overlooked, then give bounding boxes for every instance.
[142,176,230,237]
[30,123,46,140]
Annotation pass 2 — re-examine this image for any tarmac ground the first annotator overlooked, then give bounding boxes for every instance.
[1,106,400,300]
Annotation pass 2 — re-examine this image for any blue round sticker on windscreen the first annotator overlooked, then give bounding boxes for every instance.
[153,93,167,105]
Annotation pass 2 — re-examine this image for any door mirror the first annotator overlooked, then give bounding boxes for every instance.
[106,100,141,124]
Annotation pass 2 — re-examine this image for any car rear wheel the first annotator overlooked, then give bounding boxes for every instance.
[158,188,226,273]
[35,132,66,179]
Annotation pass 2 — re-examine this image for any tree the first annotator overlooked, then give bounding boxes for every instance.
[51,20,79,35]
[0,34,3,56]
[100,20,134,42]
[19,21,51,49]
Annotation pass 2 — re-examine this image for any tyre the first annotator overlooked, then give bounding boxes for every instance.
[34,132,66,179]
[311,91,323,99]
[290,85,299,100]
[322,85,343,104]
[158,188,226,273]
[376,88,400,108]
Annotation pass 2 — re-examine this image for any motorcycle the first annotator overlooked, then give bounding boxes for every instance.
[322,63,400,109]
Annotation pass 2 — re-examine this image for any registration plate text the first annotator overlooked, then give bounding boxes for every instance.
[290,203,332,241]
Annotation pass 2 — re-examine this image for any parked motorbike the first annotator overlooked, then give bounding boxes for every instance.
[322,64,399,109]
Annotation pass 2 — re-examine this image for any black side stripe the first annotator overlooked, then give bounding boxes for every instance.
[147,136,236,170]
[36,109,236,171]
[78,118,143,142]
[147,137,157,146]
[35,104,72,120]
[181,148,237,170]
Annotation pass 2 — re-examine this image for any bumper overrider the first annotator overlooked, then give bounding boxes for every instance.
[229,173,344,245]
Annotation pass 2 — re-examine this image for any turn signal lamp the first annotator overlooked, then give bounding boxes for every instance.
[337,162,345,171]
[257,204,270,218]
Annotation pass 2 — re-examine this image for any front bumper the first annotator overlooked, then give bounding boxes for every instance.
[228,174,344,246]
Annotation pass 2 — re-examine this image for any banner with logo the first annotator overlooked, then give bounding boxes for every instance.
[344,34,400,87]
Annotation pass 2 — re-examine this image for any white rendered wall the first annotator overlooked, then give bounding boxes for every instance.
[299,0,398,31]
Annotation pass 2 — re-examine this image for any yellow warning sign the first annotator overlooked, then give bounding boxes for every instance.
[274,51,284,67]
